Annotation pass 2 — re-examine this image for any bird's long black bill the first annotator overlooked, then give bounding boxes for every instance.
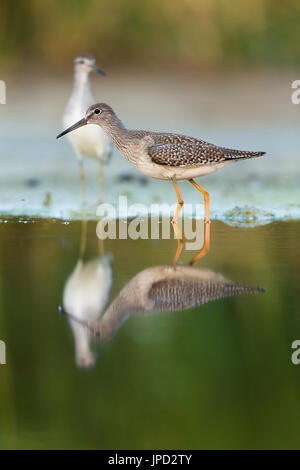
[92,65,106,75]
[56,117,87,139]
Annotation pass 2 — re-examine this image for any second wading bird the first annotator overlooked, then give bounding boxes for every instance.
[62,56,113,203]
[57,103,266,221]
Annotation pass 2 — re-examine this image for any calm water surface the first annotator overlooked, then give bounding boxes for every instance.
[0,219,299,449]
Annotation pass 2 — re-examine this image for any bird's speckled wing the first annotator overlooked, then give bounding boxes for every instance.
[148,142,225,166]
[147,133,225,166]
[146,132,265,167]
[148,278,261,311]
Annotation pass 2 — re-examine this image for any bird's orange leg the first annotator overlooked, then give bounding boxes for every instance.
[172,179,184,239]
[171,179,184,263]
[172,220,183,240]
[171,179,184,225]
[189,179,210,223]
[171,180,183,238]
[189,221,210,265]
[172,237,184,266]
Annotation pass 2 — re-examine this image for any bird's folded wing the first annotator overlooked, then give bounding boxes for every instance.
[148,278,257,311]
[147,141,225,167]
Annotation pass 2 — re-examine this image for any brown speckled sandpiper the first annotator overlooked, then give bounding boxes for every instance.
[57,103,266,222]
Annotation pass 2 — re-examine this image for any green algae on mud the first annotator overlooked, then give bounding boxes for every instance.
[223,206,276,227]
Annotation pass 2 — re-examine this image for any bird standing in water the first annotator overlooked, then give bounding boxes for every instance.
[57,103,266,221]
[62,56,112,203]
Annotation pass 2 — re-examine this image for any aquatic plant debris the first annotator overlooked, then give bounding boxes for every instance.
[223,206,276,227]
[0,165,298,227]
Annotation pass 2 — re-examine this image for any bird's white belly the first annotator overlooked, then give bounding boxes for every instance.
[158,162,230,180]
[133,150,230,180]
[63,112,109,158]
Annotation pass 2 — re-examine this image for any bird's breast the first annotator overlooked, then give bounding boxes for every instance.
[63,115,109,158]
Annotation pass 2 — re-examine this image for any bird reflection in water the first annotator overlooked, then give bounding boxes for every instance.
[60,221,264,364]
[62,220,112,368]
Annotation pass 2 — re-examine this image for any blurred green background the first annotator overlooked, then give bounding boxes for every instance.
[1,0,300,74]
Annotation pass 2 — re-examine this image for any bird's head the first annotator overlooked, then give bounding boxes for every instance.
[73,54,105,76]
[84,103,116,125]
[56,103,116,139]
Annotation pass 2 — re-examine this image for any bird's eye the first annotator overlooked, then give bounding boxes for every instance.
[94,109,100,114]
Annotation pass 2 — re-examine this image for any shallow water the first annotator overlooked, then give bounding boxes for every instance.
[0,218,299,449]
[1,72,300,223]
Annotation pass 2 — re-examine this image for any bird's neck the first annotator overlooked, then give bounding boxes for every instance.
[100,115,130,155]
[93,288,140,343]
[95,295,130,343]
[72,70,92,99]
[72,321,93,364]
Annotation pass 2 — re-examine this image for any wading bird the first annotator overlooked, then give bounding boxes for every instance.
[62,56,113,203]
[57,103,266,221]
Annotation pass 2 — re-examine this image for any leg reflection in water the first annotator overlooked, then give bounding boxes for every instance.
[172,219,210,266]
[171,185,210,265]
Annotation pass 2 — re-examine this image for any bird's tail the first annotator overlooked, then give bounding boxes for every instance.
[221,147,266,161]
